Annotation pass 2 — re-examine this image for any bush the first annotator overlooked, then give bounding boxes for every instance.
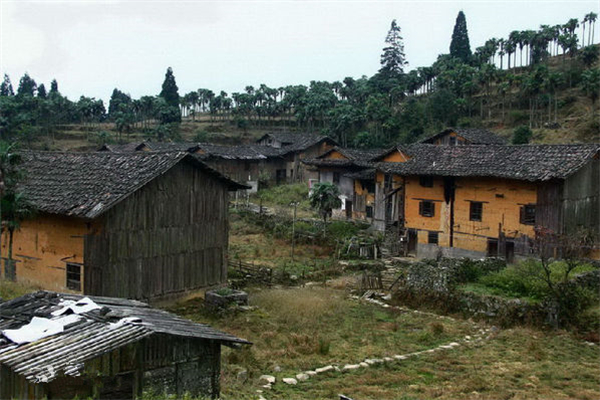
[257,183,309,207]
[193,129,209,142]
[455,257,506,283]
[512,125,532,144]
[326,221,361,240]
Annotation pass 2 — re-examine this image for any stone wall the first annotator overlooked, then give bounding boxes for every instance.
[392,258,598,327]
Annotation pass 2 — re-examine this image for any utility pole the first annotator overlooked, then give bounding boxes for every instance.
[291,202,298,261]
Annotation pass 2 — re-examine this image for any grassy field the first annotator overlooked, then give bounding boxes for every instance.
[170,285,600,400]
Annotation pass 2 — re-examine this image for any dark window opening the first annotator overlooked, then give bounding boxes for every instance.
[469,201,483,221]
[449,136,457,146]
[428,231,439,244]
[244,161,251,171]
[419,176,433,187]
[384,174,392,190]
[419,201,435,217]
[66,263,82,291]
[366,205,374,218]
[364,181,375,194]
[520,204,536,225]
[333,172,340,184]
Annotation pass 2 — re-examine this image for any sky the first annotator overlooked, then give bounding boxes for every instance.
[1,0,599,103]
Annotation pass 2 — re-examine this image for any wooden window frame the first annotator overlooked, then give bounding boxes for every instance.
[419,200,435,217]
[520,204,536,225]
[66,263,82,291]
[428,231,439,244]
[469,201,483,222]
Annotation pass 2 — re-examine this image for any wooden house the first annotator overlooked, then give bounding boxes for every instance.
[0,291,250,399]
[256,132,337,182]
[2,151,247,300]
[303,147,383,220]
[420,127,507,146]
[375,144,600,261]
[100,141,290,190]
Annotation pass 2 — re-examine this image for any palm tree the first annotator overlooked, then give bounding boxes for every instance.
[309,182,342,223]
[0,142,23,280]
[2,191,33,280]
[582,14,588,48]
[587,12,598,46]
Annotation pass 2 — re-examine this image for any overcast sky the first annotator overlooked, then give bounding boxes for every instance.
[1,0,598,103]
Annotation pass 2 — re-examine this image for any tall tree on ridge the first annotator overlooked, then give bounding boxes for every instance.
[379,19,408,77]
[450,11,472,63]
[0,75,14,97]
[159,67,181,123]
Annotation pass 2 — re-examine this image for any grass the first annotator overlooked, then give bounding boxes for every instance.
[169,286,477,399]
[168,286,600,399]
[0,279,40,300]
[229,211,333,269]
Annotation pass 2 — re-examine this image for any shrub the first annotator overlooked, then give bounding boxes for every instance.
[193,129,209,142]
[317,337,331,355]
[512,125,532,144]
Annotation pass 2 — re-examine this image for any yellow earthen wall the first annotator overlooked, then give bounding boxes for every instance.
[324,150,349,160]
[381,150,410,162]
[1,214,90,292]
[352,180,375,219]
[404,176,537,253]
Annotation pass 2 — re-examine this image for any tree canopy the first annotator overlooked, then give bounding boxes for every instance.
[450,11,472,62]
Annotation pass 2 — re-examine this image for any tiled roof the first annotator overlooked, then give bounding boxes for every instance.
[420,128,507,145]
[0,291,250,383]
[20,151,247,219]
[256,132,337,153]
[304,146,386,168]
[378,144,600,181]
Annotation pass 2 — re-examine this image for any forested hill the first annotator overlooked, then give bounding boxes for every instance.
[1,12,599,150]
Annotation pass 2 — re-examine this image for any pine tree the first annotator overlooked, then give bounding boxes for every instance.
[16,73,37,97]
[49,79,59,96]
[0,74,14,96]
[159,67,181,124]
[450,11,472,63]
[379,20,408,77]
[160,67,180,108]
[37,84,47,99]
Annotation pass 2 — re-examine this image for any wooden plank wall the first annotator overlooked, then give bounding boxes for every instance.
[85,160,229,300]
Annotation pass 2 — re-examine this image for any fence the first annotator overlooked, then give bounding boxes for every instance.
[228,259,273,285]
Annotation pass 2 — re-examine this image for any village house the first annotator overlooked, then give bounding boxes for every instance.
[100,139,318,190]
[374,143,600,261]
[256,132,338,182]
[0,291,250,399]
[303,147,384,220]
[2,151,247,300]
[419,127,507,146]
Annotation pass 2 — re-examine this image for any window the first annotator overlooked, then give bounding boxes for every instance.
[449,136,457,146]
[366,205,374,218]
[419,176,433,187]
[520,204,536,225]
[419,201,435,217]
[333,172,340,184]
[244,161,251,171]
[428,231,439,244]
[66,263,82,291]
[364,181,375,194]
[469,201,483,221]
[384,174,392,190]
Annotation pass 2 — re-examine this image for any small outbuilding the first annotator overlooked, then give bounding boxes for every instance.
[0,291,250,399]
